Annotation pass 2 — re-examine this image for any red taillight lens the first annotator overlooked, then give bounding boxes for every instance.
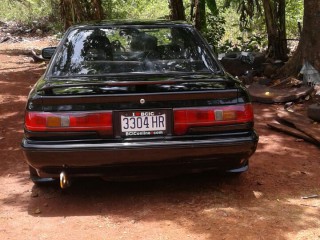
[25,111,113,134]
[173,104,254,135]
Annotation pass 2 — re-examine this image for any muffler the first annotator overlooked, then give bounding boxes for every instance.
[60,171,70,189]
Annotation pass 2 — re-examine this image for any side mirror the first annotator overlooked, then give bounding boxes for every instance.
[42,47,56,60]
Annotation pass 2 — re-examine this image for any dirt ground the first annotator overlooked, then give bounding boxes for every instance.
[0,39,319,240]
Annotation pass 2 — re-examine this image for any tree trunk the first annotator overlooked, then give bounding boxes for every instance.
[262,0,287,61]
[194,0,206,31]
[168,0,186,21]
[279,0,320,76]
[278,0,287,60]
[91,0,104,21]
[60,0,104,30]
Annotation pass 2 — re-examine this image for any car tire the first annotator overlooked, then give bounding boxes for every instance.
[29,166,56,185]
[307,103,320,122]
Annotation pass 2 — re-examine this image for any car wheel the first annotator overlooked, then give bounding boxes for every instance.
[29,166,56,185]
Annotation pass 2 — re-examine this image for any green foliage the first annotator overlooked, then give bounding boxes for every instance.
[0,0,303,53]
[108,0,169,20]
[286,0,303,38]
[0,0,54,24]
[217,0,303,53]
[221,0,303,39]
[202,13,226,48]
[206,0,218,15]
[218,34,266,52]
[222,0,262,30]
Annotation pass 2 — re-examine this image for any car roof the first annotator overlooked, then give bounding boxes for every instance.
[69,20,191,30]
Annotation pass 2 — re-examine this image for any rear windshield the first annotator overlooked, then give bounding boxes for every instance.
[50,26,218,76]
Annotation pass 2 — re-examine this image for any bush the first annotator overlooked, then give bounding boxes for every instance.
[218,34,267,53]
[202,13,226,49]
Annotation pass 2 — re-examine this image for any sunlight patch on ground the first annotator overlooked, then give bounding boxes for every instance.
[0,110,22,119]
[0,95,27,105]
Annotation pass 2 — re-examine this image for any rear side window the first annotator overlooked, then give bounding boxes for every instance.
[51,26,218,76]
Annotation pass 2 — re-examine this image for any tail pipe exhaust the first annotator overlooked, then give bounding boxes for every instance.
[60,171,70,189]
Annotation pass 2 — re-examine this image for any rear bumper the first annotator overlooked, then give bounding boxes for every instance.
[22,131,259,178]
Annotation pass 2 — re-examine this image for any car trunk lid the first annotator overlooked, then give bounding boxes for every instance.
[25,74,252,140]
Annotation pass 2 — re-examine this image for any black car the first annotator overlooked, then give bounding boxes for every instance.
[22,20,258,188]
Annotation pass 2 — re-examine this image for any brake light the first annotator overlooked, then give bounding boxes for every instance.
[173,104,254,135]
[25,111,113,134]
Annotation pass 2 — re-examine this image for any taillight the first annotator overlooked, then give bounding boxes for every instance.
[25,111,113,135]
[173,104,254,135]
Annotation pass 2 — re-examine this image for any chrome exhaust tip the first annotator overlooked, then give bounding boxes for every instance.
[60,171,70,189]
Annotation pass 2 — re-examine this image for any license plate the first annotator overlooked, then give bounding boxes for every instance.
[120,111,166,137]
